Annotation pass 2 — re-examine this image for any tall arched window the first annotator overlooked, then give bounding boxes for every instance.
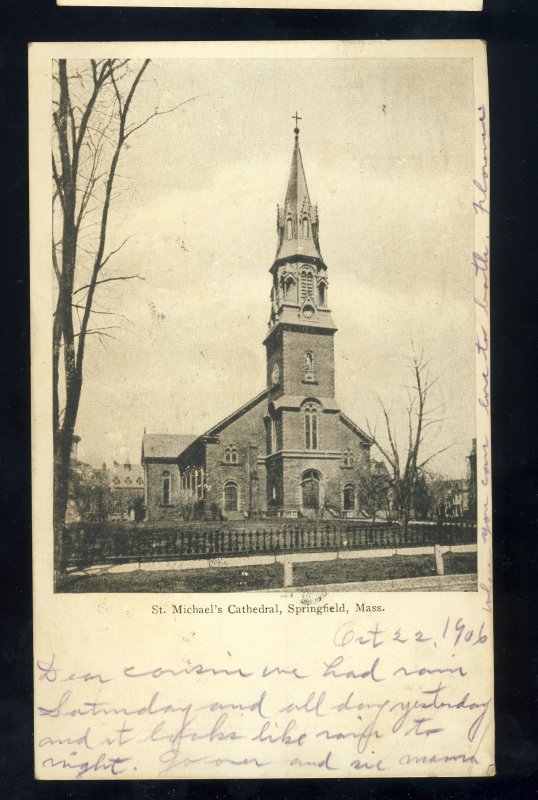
[318,281,327,307]
[304,405,318,450]
[224,481,238,512]
[302,470,321,510]
[302,217,309,238]
[286,218,293,240]
[343,484,355,511]
[300,269,314,301]
[162,470,171,505]
[284,275,296,302]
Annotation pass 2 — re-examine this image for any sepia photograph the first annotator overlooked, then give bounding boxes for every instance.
[32,39,493,780]
[49,53,480,594]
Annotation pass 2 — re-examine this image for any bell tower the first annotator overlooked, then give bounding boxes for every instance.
[264,118,338,401]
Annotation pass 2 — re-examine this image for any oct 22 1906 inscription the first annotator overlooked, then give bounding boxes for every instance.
[31,40,493,778]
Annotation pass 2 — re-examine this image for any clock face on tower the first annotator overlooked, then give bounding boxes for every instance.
[271,362,280,385]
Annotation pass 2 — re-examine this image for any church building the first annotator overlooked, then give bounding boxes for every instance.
[142,122,373,520]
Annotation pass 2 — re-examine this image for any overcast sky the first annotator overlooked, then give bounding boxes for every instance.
[72,56,476,477]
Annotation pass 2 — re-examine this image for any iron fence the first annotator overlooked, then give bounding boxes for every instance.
[61,520,477,571]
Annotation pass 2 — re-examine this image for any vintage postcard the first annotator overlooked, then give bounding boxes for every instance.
[31,40,492,778]
[57,0,483,9]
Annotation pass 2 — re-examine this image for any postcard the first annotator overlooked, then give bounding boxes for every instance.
[31,40,492,778]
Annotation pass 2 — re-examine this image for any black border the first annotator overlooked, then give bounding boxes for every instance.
[2,0,538,795]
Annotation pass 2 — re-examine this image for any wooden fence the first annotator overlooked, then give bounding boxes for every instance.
[61,521,477,571]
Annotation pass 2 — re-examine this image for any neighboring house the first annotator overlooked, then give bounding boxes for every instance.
[427,441,477,521]
[437,479,470,519]
[142,127,374,521]
[105,461,145,521]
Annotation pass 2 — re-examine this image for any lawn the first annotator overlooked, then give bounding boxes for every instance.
[59,551,476,593]
[60,562,285,593]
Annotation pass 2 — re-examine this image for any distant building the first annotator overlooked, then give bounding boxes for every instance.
[437,479,470,519]
[105,461,145,521]
[430,441,477,520]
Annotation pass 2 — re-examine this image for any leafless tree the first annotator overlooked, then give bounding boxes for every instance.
[52,58,192,570]
[367,350,452,531]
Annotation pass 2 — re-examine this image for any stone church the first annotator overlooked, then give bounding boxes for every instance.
[142,124,373,520]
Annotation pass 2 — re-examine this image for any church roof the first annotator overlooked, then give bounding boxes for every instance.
[205,389,269,436]
[339,412,374,445]
[176,389,270,464]
[142,433,198,461]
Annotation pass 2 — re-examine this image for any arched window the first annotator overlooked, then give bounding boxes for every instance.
[304,404,318,450]
[300,269,314,301]
[224,481,238,512]
[302,217,309,238]
[284,275,296,302]
[162,470,171,505]
[343,450,354,467]
[286,218,293,240]
[318,281,327,307]
[302,470,320,510]
[343,484,355,511]
[225,446,238,464]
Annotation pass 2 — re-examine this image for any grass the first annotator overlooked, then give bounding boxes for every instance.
[293,552,476,587]
[59,551,476,593]
[60,563,285,593]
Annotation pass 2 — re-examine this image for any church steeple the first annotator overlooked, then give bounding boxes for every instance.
[276,119,321,262]
[265,119,337,399]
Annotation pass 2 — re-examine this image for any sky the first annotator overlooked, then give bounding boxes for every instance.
[70,56,476,477]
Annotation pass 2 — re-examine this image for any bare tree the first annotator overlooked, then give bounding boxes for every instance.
[367,350,452,532]
[52,59,192,561]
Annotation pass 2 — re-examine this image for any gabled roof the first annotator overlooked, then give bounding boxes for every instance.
[204,388,269,437]
[339,412,374,445]
[142,433,198,461]
[177,389,270,462]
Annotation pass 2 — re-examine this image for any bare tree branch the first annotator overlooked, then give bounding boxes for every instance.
[72,273,144,296]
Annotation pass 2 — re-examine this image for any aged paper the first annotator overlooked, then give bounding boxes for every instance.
[57,0,483,9]
[32,40,492,779]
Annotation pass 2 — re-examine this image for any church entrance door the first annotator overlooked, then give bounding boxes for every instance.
[301,470,320,511]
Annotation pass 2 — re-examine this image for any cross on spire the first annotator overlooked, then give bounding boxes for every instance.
[292,112,302,138]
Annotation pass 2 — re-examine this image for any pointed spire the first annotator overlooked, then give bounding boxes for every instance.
[276,119,321,261]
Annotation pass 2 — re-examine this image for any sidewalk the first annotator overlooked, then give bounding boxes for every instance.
[261,573,477,593]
